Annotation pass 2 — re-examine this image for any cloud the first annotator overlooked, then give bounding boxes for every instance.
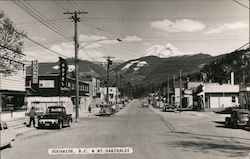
[206,21,249,34]
[24,34,143,62]
[151,19,205,32]
[123,35,143,42]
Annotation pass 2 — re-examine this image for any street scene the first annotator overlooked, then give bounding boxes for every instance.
[1,100,250,159]
[0,0,250,159]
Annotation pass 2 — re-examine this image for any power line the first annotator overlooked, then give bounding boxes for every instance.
[0,19,69,58]
[0,44,25,56]
[0,56,25,65]
[23,1,72,36]
[12,0,72,39]
[232,0,250,9]
[52,0,68,12]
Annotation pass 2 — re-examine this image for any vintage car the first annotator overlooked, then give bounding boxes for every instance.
[37,106,72,129]
[116,103,125,109]
[142,100,149,108]
[0,122,16,148]
[162,103,176,112]
[225,109,249,128]
[99,104,113,116]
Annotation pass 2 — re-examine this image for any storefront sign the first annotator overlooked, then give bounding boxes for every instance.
[32,60,39,84]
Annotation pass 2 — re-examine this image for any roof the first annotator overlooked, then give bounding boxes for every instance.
[202,83,239,93]
[47,106,65,108]
[232,109,249,113]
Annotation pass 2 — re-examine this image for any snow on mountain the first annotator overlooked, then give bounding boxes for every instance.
[144,43,182,58]
[137,61,148,67]
[121,60,139,70]
[133,61,148,71]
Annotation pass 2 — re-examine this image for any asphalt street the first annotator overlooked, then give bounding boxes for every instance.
[1,100,250,159]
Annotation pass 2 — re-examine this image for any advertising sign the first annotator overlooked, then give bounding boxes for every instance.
[32,60,39,84]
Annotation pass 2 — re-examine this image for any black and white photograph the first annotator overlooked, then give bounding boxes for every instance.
[0,0,249,158]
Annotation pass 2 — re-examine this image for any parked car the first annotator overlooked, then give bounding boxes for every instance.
[37,106,72,129]
[99,104,113,116]
[0,122,16,148]
[162,103,176,112]
[142,100,149,108]
[225,109,249,128]
[116,103,124,109]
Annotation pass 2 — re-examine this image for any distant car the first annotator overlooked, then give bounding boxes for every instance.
[142,100,149,108]
[225,109,249,128]
[38,106,72,129]
[0,122,16,148]
[99,104,113,116]
[116,103,124,109]
[163,104,176,112]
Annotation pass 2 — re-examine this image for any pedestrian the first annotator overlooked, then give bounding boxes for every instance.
[28,107,36,127]
[88,105,92,114]
[111,104,116,115]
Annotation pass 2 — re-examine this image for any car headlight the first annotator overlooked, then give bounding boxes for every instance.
[54,119,58,124]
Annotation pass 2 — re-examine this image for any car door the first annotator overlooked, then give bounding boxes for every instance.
[0,122,9,147]
[0,123,4,147]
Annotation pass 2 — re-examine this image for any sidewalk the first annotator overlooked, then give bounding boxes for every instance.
[5,107,101,140]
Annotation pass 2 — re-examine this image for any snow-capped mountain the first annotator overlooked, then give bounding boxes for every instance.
[144,43,182,58]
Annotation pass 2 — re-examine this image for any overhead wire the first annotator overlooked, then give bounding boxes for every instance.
[232,0,250,9]
[12,0,72,39]
[22,1,71,36]
[0,19,69,58]
[0,44,25,56]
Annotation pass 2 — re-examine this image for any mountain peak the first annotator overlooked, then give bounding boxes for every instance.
[144,43,182,58]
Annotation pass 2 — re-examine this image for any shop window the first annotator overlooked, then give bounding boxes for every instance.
[110,94,114,99]
[232,96,236,103]
[3,123,8,130]
[25,80,31,88]
[2,94,25,111]
[39,80,55,88]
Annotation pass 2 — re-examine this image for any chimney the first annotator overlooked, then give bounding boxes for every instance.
[231,72,234,85]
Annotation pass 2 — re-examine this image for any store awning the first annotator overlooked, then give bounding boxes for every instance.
[0,90,27,95]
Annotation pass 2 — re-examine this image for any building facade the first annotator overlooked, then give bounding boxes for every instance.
[239,83,250,110]
[100,87,120,104]
[197,83,239,109]
[83,77,101,107]
[26,75,90,117]
[0,69,27,120]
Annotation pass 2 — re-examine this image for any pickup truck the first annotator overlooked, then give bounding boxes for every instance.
[37,106,72,129]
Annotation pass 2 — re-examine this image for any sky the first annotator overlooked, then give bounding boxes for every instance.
[0,0,249,62]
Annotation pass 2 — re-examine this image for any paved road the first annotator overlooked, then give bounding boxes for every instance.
[1,100,250,159]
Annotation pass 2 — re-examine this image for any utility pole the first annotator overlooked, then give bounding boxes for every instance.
[104,56,114,104]
[64,11,88,122]
[179,69,182,112]
[115,70,118,104]
[167,75,170,104]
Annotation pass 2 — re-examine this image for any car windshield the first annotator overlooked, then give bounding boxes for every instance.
[239,112,249,116]
[48,108,64,113]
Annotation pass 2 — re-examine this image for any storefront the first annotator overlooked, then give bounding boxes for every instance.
[0,68,27,120]
[0,91,27,120]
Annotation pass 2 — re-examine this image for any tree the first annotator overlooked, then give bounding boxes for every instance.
[0,11,26,75]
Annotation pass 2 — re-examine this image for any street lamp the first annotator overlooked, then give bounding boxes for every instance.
[75,38,121,115]
[79,38,122,50]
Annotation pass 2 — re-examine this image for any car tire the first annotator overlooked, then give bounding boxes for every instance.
[233,122,238,129]
[58,122,63,129]
[8,140,14,148]
[67,120,72,127]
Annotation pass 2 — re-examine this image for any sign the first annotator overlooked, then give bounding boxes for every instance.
[59,57,68,93]
[32,60,39,84]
